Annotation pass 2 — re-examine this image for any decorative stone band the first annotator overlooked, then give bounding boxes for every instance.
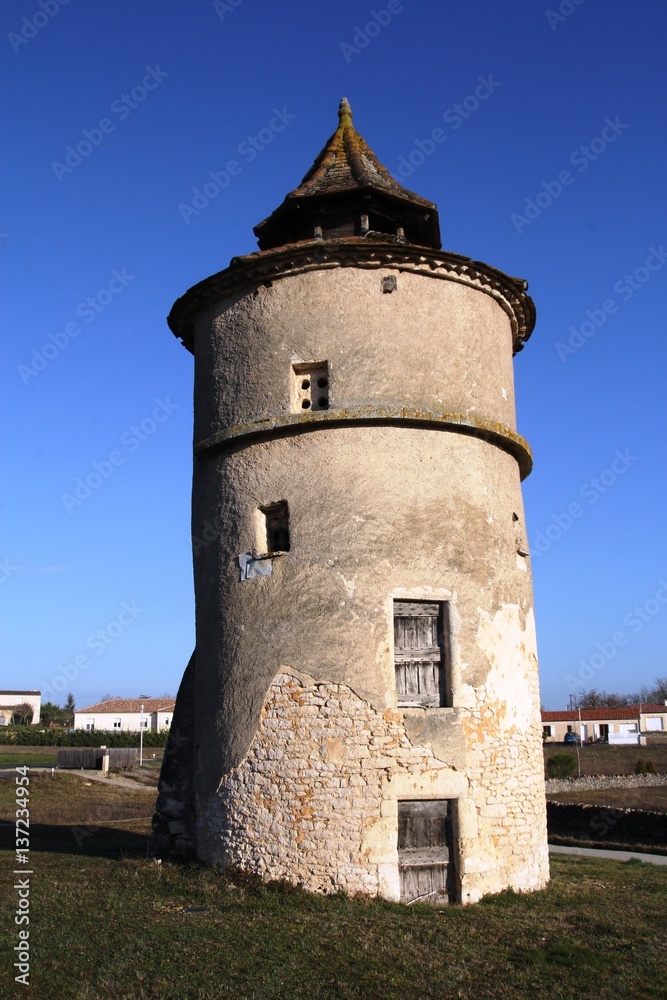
[168,239,536,355]
[194,405,533,480]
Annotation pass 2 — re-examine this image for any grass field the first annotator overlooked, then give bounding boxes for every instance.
[1,776,666,998]
[0,745,165,768]
[548,785,667,813]
[0,748,58,766]
[543,742,667,776]
[0,773,156,827]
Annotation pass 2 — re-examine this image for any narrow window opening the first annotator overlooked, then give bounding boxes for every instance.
[393,600,450,708]
[292,362,329,412]
[513,512,529,557]
[260,501,290,554]
[398,799,456,904]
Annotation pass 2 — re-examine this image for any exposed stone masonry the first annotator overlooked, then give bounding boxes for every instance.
[198,667,549,902]
[200,670,456,897]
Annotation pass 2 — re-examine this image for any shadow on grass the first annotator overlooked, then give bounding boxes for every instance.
[0,821,153,858]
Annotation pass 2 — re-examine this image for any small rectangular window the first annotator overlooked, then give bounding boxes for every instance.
[260,501,290,553]
[393,601,450,708]
[113,718,121,730]
[140,718,149,729]
[292,362,329,412]
[85,719,95,732]
[542,725,553,739]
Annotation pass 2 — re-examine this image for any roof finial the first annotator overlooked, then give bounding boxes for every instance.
[339,97,352,122]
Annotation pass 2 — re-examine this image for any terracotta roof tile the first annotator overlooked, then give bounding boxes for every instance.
[290,98,434,209]
[76,698,175,714]
[541,703,666,722]
[254,99,441,250]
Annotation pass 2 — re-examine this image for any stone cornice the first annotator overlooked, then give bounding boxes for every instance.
[194,405,533,480]
[168,239,536,356]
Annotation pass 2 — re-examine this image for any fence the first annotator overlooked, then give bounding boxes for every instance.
[57,747,138,769]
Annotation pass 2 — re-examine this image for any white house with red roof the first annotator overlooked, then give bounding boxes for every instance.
[73,698,175,733]
[0,690,41,725]
[541,703,667,744]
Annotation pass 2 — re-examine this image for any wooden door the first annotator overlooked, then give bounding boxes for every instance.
[393,601,446,708]
[398,799,454,905]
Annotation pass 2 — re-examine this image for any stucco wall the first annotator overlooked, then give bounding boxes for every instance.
[192,428,534,786]
[193,266,518,446]
[178,251,548,901]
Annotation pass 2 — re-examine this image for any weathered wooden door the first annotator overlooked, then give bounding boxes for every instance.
[393,601,447,708]
[398,799,455,905]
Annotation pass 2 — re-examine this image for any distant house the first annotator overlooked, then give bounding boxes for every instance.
[0,690,41,725]
[73,698,175,733]
[541,703,667,744]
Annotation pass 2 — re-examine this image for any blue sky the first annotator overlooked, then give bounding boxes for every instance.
[2,0,665,711]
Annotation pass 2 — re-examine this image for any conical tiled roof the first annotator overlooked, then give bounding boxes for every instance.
[254,99,441,250]
[291,98,434,207]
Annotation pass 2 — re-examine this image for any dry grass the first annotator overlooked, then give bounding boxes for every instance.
[0,772,156,826]
[109,763,161,787]
[0,849,665,999]
[1,769,666,997]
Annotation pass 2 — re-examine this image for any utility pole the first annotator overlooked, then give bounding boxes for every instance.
[140,703,144,767]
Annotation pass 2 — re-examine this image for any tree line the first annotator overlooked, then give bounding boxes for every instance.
[572,677,667,709]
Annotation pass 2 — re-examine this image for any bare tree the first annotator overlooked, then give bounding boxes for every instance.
[651,677,667,701]
[575,678,667,709]
[11,702,33,725]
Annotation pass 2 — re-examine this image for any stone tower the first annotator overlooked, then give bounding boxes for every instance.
[153,99,549,904]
